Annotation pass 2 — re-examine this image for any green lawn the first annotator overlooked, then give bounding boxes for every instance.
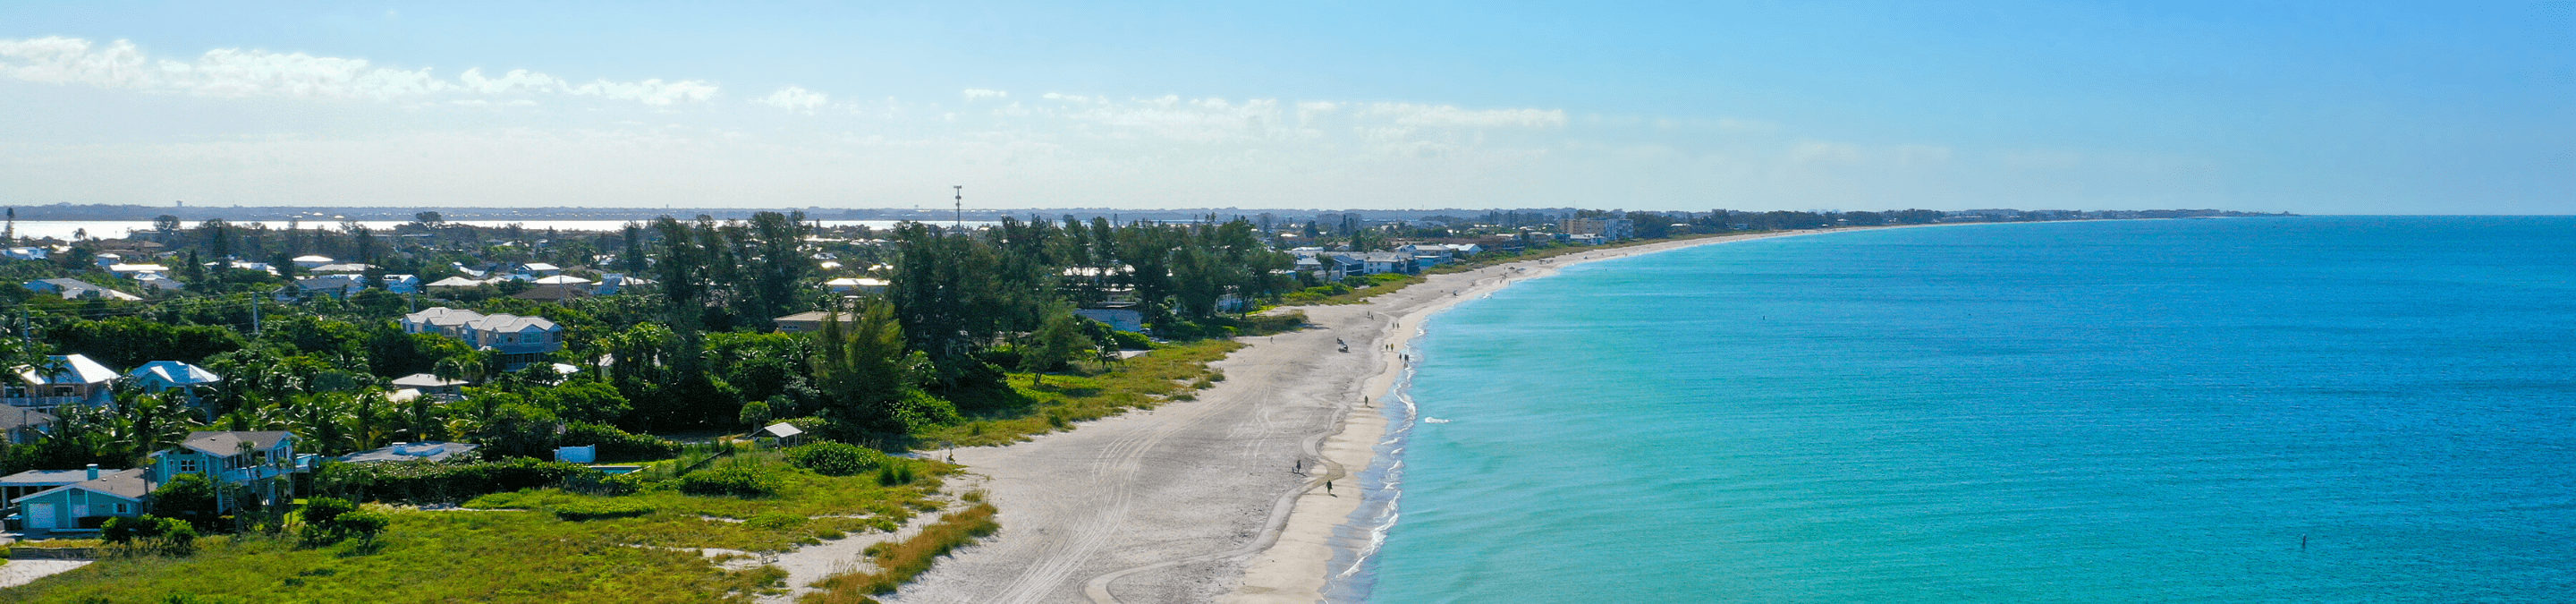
[918,338,1245,448]
[9,453,954,604]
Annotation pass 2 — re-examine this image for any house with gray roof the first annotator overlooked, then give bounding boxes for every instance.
[275,274,370,301]
[402,307,565,369]
[10,465,148,532]
[0,405,55,444]
[148,430,313,514]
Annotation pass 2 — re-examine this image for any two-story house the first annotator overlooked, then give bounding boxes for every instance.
[4,354,118,410]
[148,430,313,514]
[402,307,566,370]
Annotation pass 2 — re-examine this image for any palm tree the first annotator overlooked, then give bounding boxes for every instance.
[116,390,199,460]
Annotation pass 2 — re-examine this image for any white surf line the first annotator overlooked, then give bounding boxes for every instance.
[1211,228,1937,604]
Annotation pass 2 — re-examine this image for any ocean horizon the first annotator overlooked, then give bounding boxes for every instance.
[1343,217,2575,603]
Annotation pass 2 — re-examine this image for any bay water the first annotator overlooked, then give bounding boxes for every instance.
[1352,217,2576,603]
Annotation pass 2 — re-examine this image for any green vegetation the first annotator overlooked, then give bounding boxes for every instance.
[801,502,1002,604]
[916,337,1247,447]
[12,451,954,603]
[785,442,889,477]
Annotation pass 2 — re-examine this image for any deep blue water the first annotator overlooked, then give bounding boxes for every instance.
[1353,217,2576,603]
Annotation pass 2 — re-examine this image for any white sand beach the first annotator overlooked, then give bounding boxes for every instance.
[887,230,1851,604]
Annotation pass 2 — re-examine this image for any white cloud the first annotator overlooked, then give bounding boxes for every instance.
[1044,95,1313,143]
[0,37,155,88]
[962,88,1007,100]
[0,36,716,106]
[566,78,719,106]
[1360,103,1565,128]
[756,85,829,113]
[458,67,569,95]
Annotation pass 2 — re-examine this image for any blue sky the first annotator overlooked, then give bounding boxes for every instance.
[1,1,2567,213]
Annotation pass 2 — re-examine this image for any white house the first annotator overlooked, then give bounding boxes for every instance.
[513,263,563,278]
[290,255,335,268]
[824,277,889,294]
[309,263,375,274]
[135,275,186,293]
[401,307,565,369]
[4,247,48,261]
[5,354,118,410]
[383,274,421,293]
[25,278,142,302]
[275,275,369,301]
[595,274,654,295]
[336,441,479,464]
[106,263,172,278]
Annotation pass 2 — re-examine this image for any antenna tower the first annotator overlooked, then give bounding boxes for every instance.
[953,185,964,230]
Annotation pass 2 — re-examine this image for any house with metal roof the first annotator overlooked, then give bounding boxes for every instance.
[336,441,479,464]
[824,277,890,294]
[127,361,223,405]
[24,277,142,302]
[4,354,118,410]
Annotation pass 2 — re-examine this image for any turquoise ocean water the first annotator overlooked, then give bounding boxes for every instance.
[1343,217,2575,603]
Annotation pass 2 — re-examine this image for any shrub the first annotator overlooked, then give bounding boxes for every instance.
[551,499,656,521]
[103,515,198,556]
[150,473,217,525]
[784,442,887,477]
[874,461,919,487]
[1106,330,1151,350]
[679,465,782,498]
[302,498,357,526]
[314,458,596,505]
[300,498,387,546]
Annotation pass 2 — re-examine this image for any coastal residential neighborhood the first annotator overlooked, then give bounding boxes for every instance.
[0,205,2255,600]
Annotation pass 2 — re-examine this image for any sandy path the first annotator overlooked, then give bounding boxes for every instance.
[888,231,1853,604]
[0,560,92,590]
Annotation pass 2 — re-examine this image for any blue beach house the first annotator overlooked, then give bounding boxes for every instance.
[148,430,315,513]
[8,465,148,532]
[126,361,224,406]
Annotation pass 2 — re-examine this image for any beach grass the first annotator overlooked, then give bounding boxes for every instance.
[919,338,1246,448]
[799,502,1002,604]
[5,453,957,603]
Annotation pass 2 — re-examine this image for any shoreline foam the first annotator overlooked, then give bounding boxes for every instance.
[1222,226,1918,604]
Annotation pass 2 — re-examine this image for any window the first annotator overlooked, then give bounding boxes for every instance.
[114,502,130,515]
[177,459,198,473]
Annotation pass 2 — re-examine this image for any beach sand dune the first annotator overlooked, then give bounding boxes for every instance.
[886,232,1821,604]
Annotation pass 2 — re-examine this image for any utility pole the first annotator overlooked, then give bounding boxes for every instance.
[250,294,262,337]
[953,185,964,231]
